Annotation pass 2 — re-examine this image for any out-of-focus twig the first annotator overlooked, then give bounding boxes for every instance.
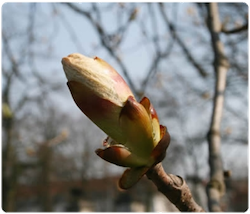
[57,6,85,53]
[26,130,68,157]
[46,130,68,147]
[63,3,137,94]
[139,4,175,95]
[159,3,208,78]
[221,22,248,34]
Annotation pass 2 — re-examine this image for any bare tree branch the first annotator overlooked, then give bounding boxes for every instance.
[62,3,138,94]
[2,32,25,84]
[56,5,84,53]
[159,3,208,78]
[222,22,248,34]
[139,4,175,94]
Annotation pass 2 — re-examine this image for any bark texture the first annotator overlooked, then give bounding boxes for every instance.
[146,163,205,212]
[206,3,229,212]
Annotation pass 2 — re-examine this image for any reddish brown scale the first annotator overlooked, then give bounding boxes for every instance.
[95,146,129,167]
[119,96,139,121]
[139,97,159,121]
[149,103,159,121]
[103,136,109,147]
[150,126,170,164]
[67,81,118,121]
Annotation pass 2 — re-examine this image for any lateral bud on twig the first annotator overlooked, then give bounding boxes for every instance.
[147,163,205,212]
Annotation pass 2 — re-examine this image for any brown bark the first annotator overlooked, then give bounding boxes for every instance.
[146,163,205,212]
[222,22,248,34]
[206,3,229,212]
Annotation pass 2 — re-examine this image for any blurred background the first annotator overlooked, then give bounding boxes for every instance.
[1,2,248,212]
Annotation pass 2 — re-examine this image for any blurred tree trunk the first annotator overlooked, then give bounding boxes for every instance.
[2,70,17,211]
[206,3,229,211]
[38,145,53,211]
[2,116,17,211]
[36,131,68,211]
